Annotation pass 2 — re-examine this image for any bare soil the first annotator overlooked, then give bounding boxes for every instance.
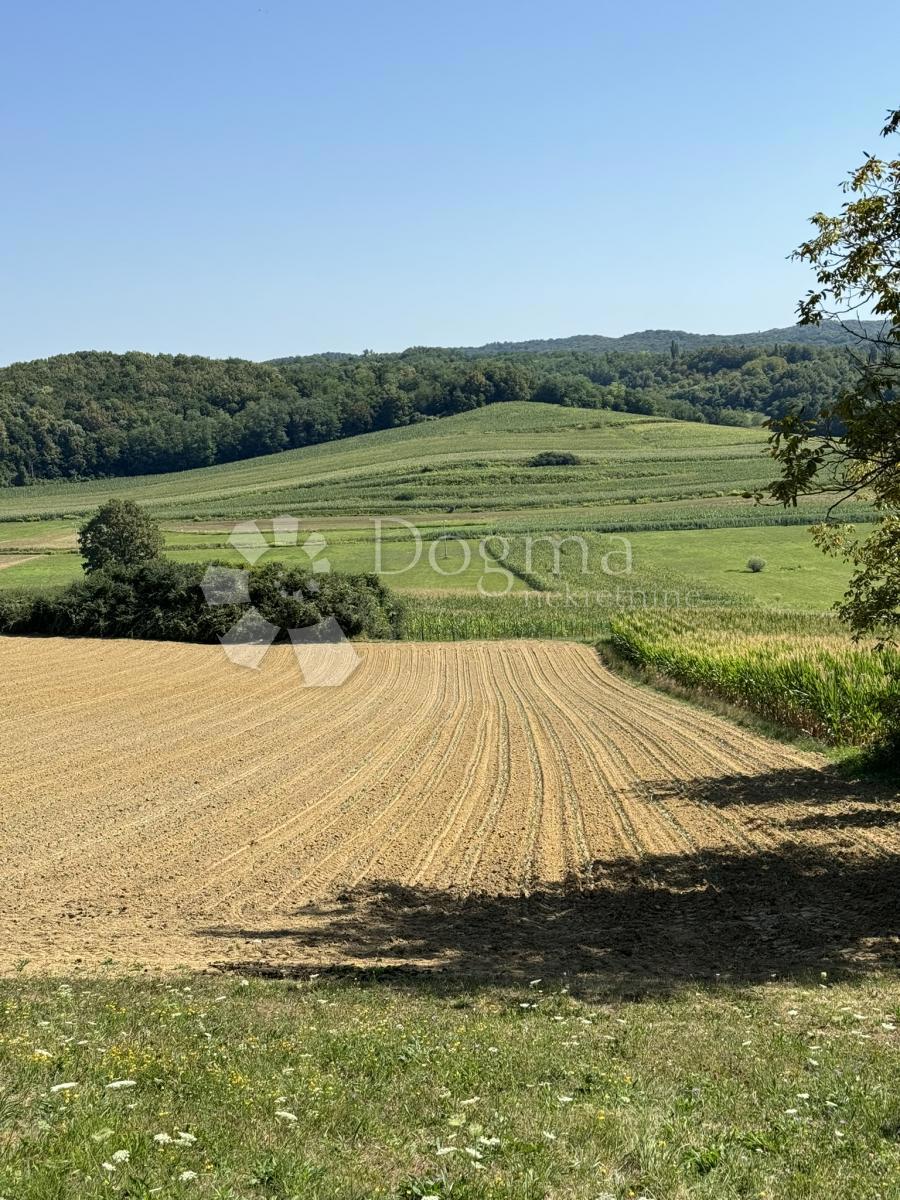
[2,637,897,982]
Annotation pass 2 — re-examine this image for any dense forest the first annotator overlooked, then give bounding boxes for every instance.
[455,320,885,355]
[0,337,858,484]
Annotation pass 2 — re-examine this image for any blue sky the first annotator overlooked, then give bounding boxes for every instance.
[2,0,897,364]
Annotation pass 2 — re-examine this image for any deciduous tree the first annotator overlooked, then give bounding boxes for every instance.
[78,499,164,573]
[768,107,900,644]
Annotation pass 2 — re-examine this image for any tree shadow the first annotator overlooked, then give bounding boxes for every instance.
[642,763,899,818]
[199,765,900,996]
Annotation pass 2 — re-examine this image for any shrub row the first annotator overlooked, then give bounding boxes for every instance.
[0,560,404,643]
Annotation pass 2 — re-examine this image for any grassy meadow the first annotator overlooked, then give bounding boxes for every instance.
[0,403,871,623]
[2,973,898,1200]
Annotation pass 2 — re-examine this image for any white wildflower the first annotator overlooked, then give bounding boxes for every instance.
[179,1170,198,1182]
[275,1110,297,1122]
[49,1082,78,1092]
[153,1132,173,1144]
[558,1095,574,1103]
[106,1079,137,1090]
[111,1150,129,1164]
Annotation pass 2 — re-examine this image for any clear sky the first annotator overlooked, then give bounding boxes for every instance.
[2,0,897,364]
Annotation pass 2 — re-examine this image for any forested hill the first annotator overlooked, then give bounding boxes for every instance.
[1,339,856,484]
[456,320,885,356]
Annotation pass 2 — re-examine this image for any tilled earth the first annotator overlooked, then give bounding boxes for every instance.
[2,637,897,981]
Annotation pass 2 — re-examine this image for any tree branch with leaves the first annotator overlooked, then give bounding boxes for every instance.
[768,106,900,646]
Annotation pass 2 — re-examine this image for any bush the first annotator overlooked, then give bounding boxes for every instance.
[0,559,404,644]
[747,557,767,573]
[0,590,36,634]
[526,451,582,467]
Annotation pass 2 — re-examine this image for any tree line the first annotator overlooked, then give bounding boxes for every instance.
[0,343,856,484]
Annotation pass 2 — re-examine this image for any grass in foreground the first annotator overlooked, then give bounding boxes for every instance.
[1,974,898,1200]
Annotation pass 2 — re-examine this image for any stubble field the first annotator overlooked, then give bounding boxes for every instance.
[3,636,897,982]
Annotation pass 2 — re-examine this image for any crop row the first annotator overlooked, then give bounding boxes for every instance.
[608,609,900,746]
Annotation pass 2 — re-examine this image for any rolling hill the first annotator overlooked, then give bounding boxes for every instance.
[454,320,885,355]
[0,333,858,484]
[0,403,774,523]
[0,402,871,605]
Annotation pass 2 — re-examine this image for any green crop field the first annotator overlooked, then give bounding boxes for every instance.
[0,404,778,522]
[0,403,871,617]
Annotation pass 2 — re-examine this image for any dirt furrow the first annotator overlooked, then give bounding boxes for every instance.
[2,636,894,976]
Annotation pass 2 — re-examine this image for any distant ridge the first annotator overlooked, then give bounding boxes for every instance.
[453,321,885,356]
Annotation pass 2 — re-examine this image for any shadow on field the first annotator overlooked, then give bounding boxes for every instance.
[202,765,900,995]
[640,762,900,817]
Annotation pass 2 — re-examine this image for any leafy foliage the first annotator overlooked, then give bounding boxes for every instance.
[769,106,900,644]
[78,499,163,573]
[460,320,885,355]
[0,559,403,643]
[526,450,582,466]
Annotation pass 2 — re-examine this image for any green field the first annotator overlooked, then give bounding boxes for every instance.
[0,404,789,522]
[0,403,870,613]
[2,974,898,1200]
[624,525,868,611]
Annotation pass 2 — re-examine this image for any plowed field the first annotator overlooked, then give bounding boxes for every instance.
[3,638,897,979]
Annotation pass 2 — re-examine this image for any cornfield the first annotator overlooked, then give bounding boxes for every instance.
[401,592,612,641]
[609,609,900,746]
